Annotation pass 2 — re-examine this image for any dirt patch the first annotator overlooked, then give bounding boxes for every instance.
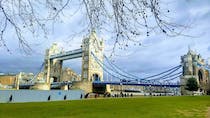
[207,107,210,118]
[177,109,204,117]
[177,110,193,117]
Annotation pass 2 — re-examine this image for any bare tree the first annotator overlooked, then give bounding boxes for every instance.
[0,0,187,54]
[0,0,70,54]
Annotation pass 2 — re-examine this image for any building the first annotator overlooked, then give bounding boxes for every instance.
[181,49,210,95]
[61,67,81,82]
[0,74,16,85]
[17,72,34,84]
[36,68,81,83]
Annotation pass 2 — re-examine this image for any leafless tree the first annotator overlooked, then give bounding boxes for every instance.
[0,0,70,54]
[0,0,187,54]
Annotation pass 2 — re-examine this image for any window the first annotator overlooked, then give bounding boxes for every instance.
[83,72,87,78]
[84,56,88,60]
[84,64,88,68]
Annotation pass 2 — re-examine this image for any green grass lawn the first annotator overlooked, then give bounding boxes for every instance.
[0,96,210,118]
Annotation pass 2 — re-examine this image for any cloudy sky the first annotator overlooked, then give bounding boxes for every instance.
[0,0,210,81]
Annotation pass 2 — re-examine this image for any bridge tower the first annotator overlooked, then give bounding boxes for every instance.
[81,30,104,82]
[44,43,63,84]
[181,49,209,95]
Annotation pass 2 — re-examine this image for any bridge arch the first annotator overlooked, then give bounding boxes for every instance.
[198,69,204,85]
[205,70,209,83]
[52,76,58,82]
[91,73,101,82]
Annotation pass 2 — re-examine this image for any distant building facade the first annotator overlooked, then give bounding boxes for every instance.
[17,72,34,84]
[181,49,210,95]
[61,67,81,82]
[37,68,81,83]
[0,74,16,85]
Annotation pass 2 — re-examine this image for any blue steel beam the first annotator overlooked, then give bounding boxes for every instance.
[49,48,82,60]
[93,81,181,87]
[52,53,82,61]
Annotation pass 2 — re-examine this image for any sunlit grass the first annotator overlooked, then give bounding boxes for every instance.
[0,96,210,118]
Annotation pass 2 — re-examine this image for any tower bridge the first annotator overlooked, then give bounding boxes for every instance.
[37,30,104,91]
[12,31,210,95]
[21,31,182,93]
[38,30,183,93]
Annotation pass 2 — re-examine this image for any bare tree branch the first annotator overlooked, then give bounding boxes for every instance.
[0,0,188,54]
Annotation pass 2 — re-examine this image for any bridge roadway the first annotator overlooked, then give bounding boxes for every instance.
[93,81,181,87]
[49,48,82,61]
[14,81,180,89]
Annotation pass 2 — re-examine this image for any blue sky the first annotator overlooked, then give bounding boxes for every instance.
[0,0,210,81]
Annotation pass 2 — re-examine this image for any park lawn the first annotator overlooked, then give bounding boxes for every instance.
[0,96,210,118]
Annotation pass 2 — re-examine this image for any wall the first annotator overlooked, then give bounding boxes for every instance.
[72,81,93,93]
[0,90,84,103]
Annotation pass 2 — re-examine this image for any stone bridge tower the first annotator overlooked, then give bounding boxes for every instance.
[44,43,63,83]
[81,30,104,82]
[181,49,209,95]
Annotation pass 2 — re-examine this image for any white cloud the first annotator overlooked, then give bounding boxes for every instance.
[189,6,210,17]
[1,0,210,82]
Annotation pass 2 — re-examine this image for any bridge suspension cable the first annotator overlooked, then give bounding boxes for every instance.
[91,52,128,81]
[28,62,45,83]
[92,52,182,83]
[104,55,145,80]
[142,65,181,79]
[164,74,182,82]
[90,52,144,81]
[147,67,182,81]
[104,55,182,81]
